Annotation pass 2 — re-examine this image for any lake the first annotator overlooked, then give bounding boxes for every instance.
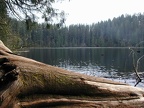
[20,47,144,88]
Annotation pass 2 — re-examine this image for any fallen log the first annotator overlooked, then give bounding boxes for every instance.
[0,41,144,108]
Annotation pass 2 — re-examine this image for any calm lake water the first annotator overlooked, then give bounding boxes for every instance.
[20,47,144,88]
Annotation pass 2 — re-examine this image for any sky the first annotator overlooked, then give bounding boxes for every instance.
[54,0,144,25]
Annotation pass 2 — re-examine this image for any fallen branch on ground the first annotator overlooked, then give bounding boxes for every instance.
[0,40,144,108]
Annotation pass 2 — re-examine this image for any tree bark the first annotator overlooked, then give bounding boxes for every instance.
[0,41,144,108]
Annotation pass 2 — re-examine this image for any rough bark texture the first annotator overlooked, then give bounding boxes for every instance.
[0,41,144,108]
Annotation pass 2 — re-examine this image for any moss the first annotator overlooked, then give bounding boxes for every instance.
[18,72,47,97]
[18,67,130,100]
[18,69,87,97]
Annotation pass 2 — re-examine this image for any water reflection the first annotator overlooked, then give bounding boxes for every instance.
[21,47,144,87]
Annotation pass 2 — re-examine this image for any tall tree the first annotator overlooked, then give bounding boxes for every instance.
[0,0,20,49]
[0,0,66,48]
[0,0,10,42]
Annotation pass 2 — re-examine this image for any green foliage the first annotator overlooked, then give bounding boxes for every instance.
[0,0,66,48]
[0,0,21,49]
[5,0,66,29]
[10,13,144,47]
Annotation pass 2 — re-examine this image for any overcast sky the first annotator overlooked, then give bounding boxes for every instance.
[54,0,144,25]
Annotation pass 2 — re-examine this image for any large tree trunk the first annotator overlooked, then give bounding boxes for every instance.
[0,40,144,108]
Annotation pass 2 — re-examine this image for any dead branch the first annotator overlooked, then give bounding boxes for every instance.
[129,47,143,86]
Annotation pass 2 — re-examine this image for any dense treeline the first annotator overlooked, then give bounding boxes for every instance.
[10,13,144,47]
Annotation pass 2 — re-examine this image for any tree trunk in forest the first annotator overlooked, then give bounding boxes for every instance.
[0,40,144,108]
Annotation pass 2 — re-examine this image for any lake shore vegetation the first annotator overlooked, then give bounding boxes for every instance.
[9,13,144,48]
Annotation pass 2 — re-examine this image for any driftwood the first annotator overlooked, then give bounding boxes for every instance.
[0,41,144,108]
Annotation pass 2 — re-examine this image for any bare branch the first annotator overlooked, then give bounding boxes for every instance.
[129,47,143,86]
[4,0,66,26]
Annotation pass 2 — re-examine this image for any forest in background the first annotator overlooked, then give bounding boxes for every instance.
[10,13,144,48]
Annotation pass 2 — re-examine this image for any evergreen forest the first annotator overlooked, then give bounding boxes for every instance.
[10,13,144,47]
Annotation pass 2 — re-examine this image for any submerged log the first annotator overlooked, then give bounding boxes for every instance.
[0,41,144,108]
